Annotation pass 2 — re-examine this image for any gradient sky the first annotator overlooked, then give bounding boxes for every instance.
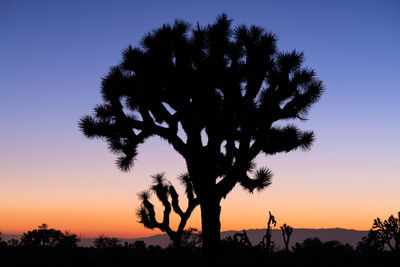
[1,0,399,238]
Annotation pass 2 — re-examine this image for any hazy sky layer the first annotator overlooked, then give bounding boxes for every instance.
[1,0,399,237]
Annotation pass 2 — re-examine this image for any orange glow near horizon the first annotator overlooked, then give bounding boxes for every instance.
[0,199,388,238]
[1,137,399,238]
[1,175,397,238]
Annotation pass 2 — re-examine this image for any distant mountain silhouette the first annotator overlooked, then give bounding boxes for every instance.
[3,228,369,248]
[1,234,20,241]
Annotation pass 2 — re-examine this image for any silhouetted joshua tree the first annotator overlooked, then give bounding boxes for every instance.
[79,14,323,256]
[371,211,400,253]
[259,211,277,253]
[357,230,385,253]
[136,173,199,249]
[280,223,293,252]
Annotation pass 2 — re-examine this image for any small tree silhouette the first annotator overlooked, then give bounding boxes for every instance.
[21,224,62,247]
[357,230,385,254]
[221,229,253,254]
[234,230,253,248]
[371,211,400,253]
[136,173,199,249]
[280,223,293,252]
[58,231,80,248]
[259,211,277,254]
[20,224,80,248]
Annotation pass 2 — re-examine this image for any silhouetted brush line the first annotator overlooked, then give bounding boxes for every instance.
[233,230,252,248]
[94,235,121,249]
[222,211,280,256]
[79,13,323,258]
[19,223,80,248]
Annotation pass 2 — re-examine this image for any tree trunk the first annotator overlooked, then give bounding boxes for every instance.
[200,194,221,264]
[187,156,222,264]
